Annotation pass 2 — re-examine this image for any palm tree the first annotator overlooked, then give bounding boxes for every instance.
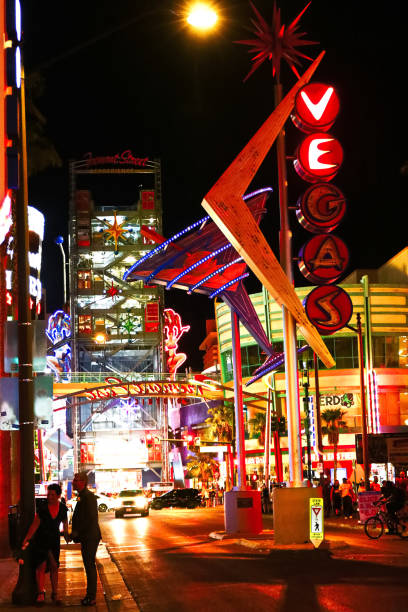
[249,411,266,446]
[205,403,234,443]
[321,408,347,481]
[185,453,220,489]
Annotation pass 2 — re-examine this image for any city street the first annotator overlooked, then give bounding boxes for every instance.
[100,507,408,612]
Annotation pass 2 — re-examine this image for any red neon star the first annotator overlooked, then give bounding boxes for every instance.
[106,282,119,299]
[236,1,318,82]
[103,211,127,251]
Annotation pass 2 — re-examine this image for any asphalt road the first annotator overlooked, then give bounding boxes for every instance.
[100,508,408,612]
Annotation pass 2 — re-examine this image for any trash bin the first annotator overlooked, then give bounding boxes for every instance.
[8,505,20,551]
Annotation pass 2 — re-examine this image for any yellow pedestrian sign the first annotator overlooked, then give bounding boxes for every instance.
[310,497,324,548]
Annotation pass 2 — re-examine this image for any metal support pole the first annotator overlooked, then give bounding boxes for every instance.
[59,243,67,306]
[264,388,272,487]
[57,428,61,482]
[313,352,324,458]
[348,314,370,490]
[273,430,283,483]
[356,314,370,490]
[12,62,36,605]
[303,379,312,483]
[230,310,246,490]
[275,83,302,487]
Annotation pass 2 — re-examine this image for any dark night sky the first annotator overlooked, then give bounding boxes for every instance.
[22,1,408,370]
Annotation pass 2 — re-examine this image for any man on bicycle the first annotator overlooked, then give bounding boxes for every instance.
[380,481,406,533]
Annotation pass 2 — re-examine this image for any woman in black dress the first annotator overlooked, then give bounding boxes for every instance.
[21,483,69,605]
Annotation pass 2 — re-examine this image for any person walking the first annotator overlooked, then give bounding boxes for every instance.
[339,477,354,519]
[21,483,69,605]
[330,479,342,516]
[71,472,101,606]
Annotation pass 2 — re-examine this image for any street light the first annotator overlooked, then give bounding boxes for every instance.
[186,3,218,32]
[54,236,66,306]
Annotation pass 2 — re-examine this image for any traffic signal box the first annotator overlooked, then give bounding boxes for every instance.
[146,433,153,448]
[271,415,286,435]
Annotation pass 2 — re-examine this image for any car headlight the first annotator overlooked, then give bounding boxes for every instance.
[135,497,148,509]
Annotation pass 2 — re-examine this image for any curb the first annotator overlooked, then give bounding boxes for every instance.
[96,543,139,611]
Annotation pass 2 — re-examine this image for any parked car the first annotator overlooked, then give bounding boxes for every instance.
[114,490,149,518]
[66,493,115,519]
[150,488,202,510]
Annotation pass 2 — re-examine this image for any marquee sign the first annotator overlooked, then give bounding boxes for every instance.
[292,83,340,133]
[293,82,352,335]
[304,285,353,335]
[298,234,349,284]
[83,376,204,401]
[296,183,346,233]
[294,132,343,183]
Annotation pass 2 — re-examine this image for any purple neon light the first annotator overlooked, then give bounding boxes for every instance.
[187,256,243,294]
[245,345,309,386]
[209,273,249,299]
[123,215,210,281]
[166,243,233,290]
[243,187,273,201]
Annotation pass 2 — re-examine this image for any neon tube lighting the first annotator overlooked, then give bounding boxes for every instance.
[166,243,232,290]
[243,187,273,201]
[187,256,243,294]
[209,273,249,298]
[123,215,210,281]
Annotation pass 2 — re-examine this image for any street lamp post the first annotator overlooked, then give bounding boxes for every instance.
[54,236,67,306]
[12,61,36,605]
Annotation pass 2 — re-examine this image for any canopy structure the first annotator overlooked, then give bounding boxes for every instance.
[124,189,282,358]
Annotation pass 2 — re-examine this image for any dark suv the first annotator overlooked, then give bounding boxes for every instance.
[150,488,202,510]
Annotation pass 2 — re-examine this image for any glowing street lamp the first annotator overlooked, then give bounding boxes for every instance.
[94,333,106,345]
[186,3,218,32]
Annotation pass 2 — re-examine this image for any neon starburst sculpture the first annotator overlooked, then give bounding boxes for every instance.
[236,1,317,82]
[103,211,127,251]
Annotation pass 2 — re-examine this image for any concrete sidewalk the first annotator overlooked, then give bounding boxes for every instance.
[0,543,136,611]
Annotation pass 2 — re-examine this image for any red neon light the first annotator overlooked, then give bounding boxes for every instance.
[83,151,149,167]
[293,83,340,132]
[163,308,190,376]
[298,234,349,283]
[294,132,343,182]
[6,291,12,306]
[304,285,353,335]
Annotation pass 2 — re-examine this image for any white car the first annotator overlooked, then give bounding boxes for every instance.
[66,493,115,516]
[114,489,149,518]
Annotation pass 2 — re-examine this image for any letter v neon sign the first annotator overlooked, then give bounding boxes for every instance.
[301,87,333,121]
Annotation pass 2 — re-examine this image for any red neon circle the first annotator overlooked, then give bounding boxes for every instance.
[292,83,340,133]
[305,285,353,335]
[296,183,346,233]
[298,234,349,284]
[294,132,343,183]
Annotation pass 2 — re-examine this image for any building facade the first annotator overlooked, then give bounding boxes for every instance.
[213,248,408,483]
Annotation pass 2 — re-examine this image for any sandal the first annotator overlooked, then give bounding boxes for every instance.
[52,592,63,606]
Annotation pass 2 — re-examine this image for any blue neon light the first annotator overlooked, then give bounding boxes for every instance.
[123,215,210,281]
[166,243,232,290]
[187,257,243,294]
[243,187,273,201]
[209,273,249,298]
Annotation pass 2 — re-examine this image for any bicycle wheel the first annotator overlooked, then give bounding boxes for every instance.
[396,517,408,539]
[365,516,384,539]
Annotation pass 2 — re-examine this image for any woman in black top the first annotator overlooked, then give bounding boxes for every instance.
[21,483,69,605]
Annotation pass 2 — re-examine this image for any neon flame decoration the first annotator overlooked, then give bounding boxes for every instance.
[46,310,71,382]
[163,308,190,376]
